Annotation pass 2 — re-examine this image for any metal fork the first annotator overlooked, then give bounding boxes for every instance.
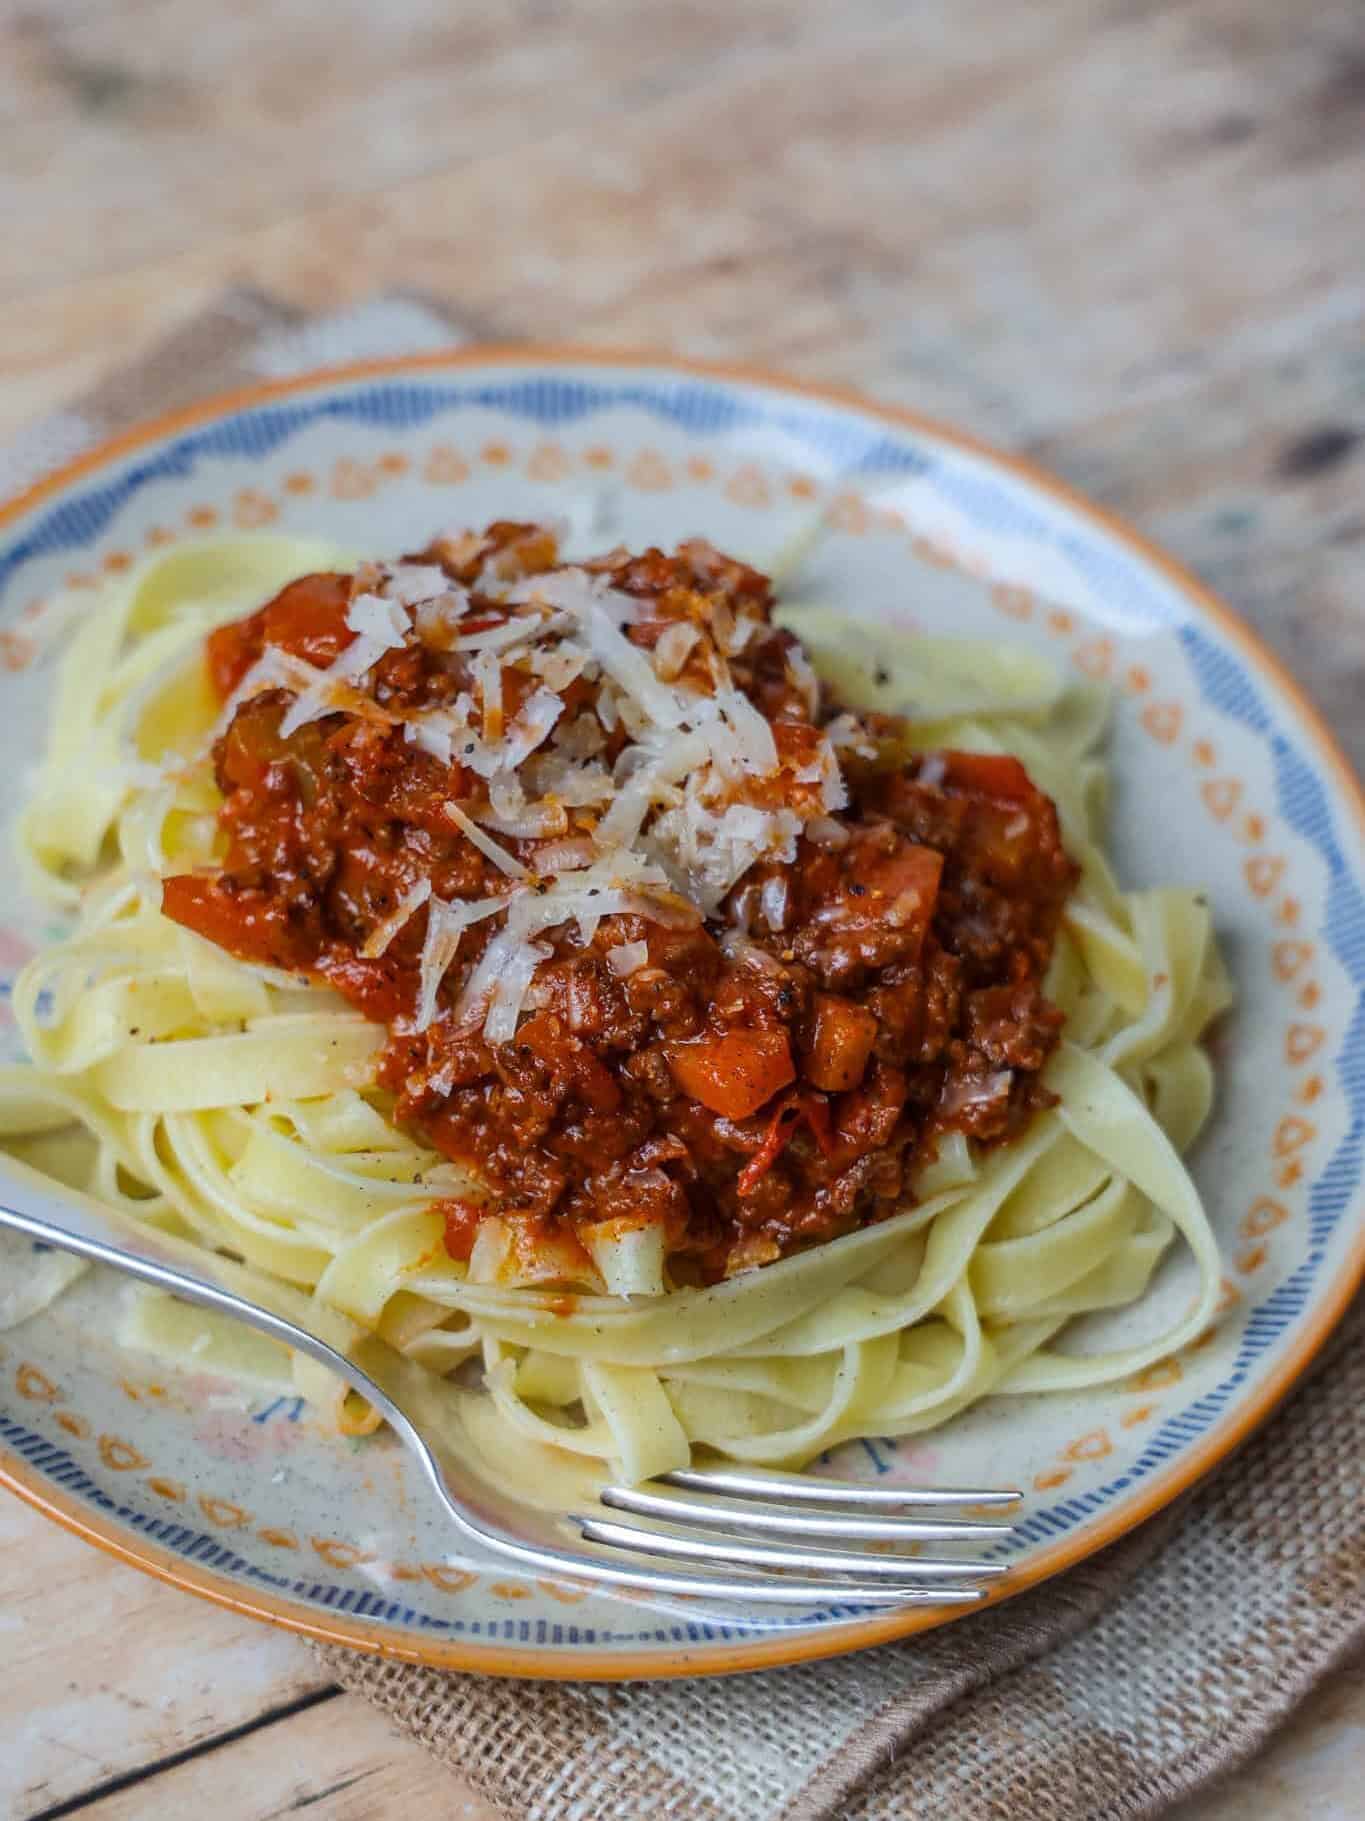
[0,1156,1019,1608]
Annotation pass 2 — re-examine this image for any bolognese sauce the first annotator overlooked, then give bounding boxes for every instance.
[164,524,1078,1284]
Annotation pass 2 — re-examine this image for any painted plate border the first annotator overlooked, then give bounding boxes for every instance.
[0,346,1362,1681]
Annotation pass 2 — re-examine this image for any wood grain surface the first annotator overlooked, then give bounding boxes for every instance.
[1,0,1361,1815]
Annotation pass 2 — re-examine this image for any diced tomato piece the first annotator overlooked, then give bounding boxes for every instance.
[216,694,296,795]
[206,573,354,698]
[161,873,319,971]
[261,573,354,670]
[736,1091,835,1197]
[318,947,412,1024]
[942,751,1036,803]
[803,992,878,1092]
[667,1027,796,1120]
[206,616,263,700]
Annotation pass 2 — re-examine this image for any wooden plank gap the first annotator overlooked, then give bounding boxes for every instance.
[26,1686,344,1821]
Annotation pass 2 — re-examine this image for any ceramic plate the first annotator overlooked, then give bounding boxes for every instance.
[1,352,1361,1680]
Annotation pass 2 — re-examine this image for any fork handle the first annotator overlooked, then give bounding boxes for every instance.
[0,1153,360,1390]
[0,1152,504,1559]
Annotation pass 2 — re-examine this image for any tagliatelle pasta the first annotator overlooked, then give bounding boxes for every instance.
[0,529,1231,1504]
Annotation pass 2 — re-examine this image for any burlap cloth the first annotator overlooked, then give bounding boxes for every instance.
[7,294,1362,1820]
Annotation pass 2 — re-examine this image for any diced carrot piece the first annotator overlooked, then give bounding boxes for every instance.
[667,1028,796,1120]
[862,840,944,900]
[803,993,879,1092]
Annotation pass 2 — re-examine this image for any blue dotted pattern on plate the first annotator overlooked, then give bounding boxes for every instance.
[1,371,1362,1647]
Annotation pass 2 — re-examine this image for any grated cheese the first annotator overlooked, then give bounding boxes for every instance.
[715,685,779,773]
[414,894,510,1031]
[483,939,553,1043]
[382,564,452,607]
[345,592,410,647]
[760,875,790,933]
[404,718,454,765]
[443,803,528,878]
[497,688,563,770]
[414,591,470,645]
[529,641,590,692]
[485,772,570,837]
[470,648,504,744]
[249,538,856,1048]
[278,632,397,737]
[456,615,551,654]
[510,569,691,731]
[532,836,597,871]
[653,621,700,680]
[606,940,650,978]
[361,878,433,958]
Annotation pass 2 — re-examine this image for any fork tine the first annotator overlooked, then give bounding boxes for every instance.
[577,1548,988,1604]
[602,1484,1013,1542]
[663,1465,1022,1508]
[577,1515,1010,1580]
[552,1549,990,1605]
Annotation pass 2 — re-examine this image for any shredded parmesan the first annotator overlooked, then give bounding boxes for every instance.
[245,534,855,1049]
[529,641,590,692]
[715,686,779,773]
[404,718,454,765]
[345,593,409,646]
[470,648,504,743]
[498,688,563,770]
[484,772,569,837]
[531,836,597,871]
[278,632,397,737]
[204,648,317,750]
[483,939,553,1043]
[806,814,851,849]
[456,616,546,654]
[825,711,877,760]
[444,803,528,878]
[760,876,789,932]
[653,621,700,680]
[606,940,649,978]
[510,569,691,731]
[382,564,451,606]
[414,591,470,645]
[413,894,509,1031]
[361,878,433,958]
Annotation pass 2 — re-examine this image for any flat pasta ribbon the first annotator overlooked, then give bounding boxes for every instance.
[0,540,1231,1503]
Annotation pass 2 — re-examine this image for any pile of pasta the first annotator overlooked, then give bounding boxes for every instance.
[0,538,1231,1498]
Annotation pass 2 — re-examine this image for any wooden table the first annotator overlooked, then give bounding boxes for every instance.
[2,1,1362,1814]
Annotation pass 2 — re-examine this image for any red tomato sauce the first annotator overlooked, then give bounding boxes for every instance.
[164,526,1078,1282]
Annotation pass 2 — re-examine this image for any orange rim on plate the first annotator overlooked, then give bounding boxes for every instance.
[1,347,1362,1680]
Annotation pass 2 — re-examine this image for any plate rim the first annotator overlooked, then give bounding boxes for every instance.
[1,343,1361,1681]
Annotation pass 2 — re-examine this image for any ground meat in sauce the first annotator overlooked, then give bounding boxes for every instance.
[163,524,1079,1285]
